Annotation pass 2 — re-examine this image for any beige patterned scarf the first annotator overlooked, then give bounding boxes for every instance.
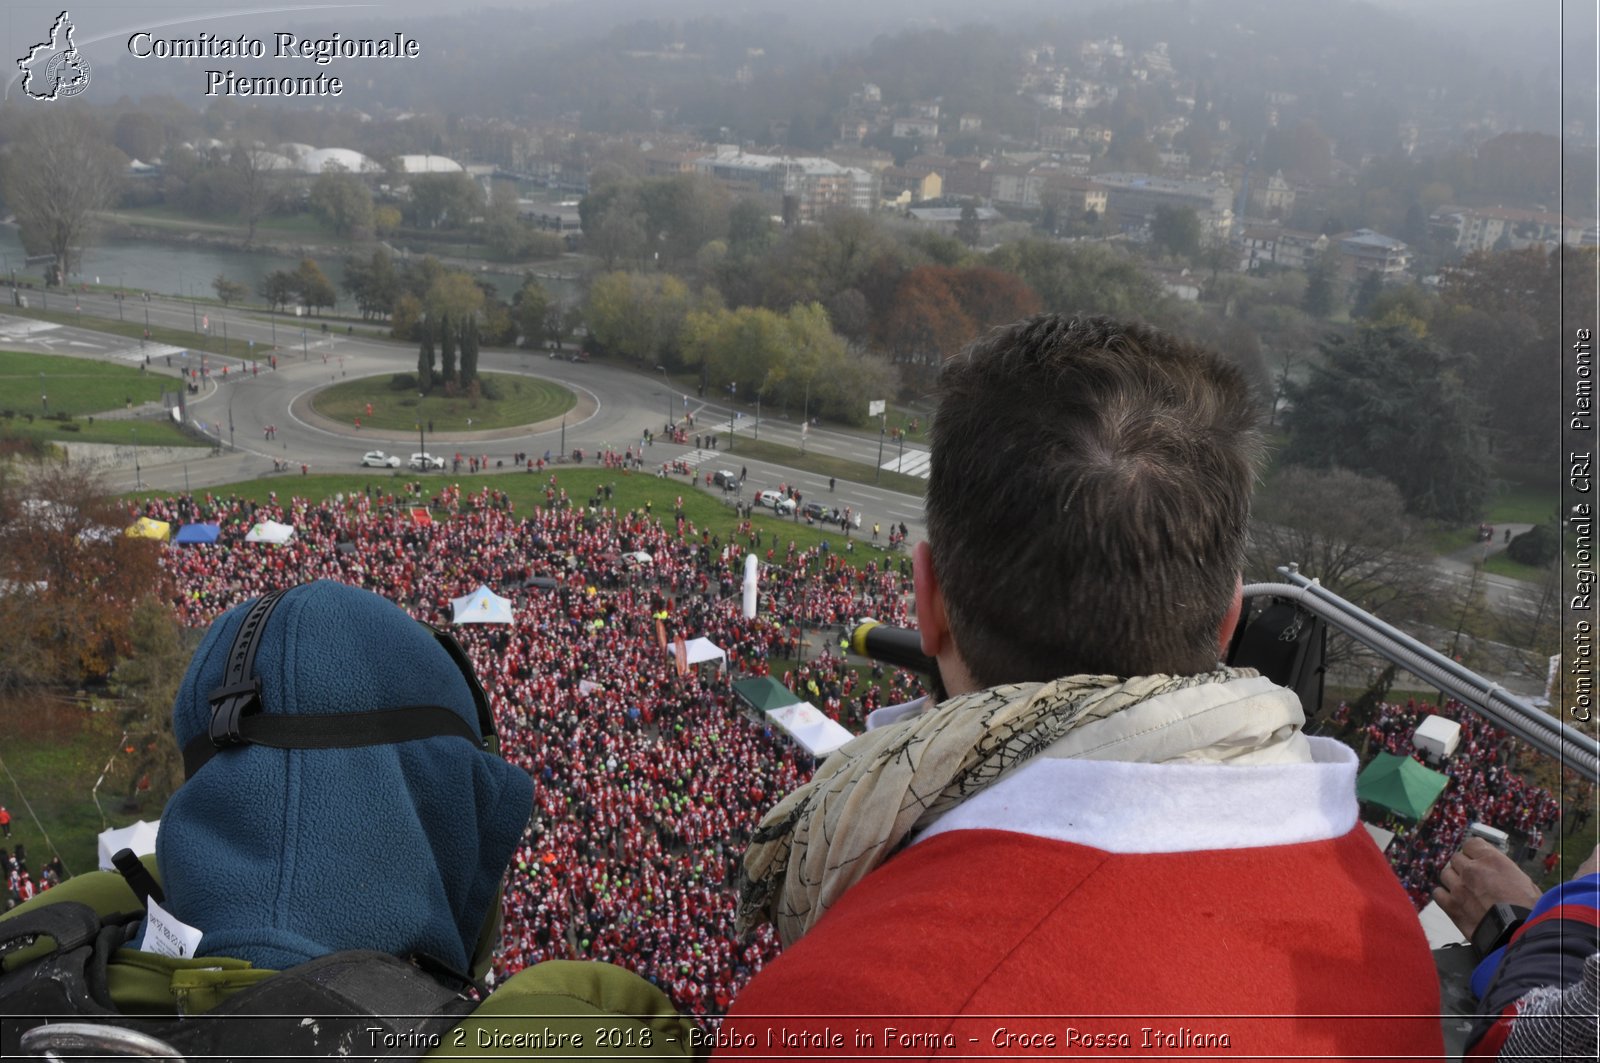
[736,667,1253,947]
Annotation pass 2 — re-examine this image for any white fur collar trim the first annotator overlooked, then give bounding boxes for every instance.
[913,736,1360,853]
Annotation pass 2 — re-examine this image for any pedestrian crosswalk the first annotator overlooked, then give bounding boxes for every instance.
[881,449,932,478]
[0,316,61,340]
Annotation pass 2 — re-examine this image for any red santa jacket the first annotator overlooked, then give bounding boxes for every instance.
[721,738,1443,1060]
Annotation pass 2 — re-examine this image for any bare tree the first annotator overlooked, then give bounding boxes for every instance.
[0,111,125,285]
[231,143,280,246]
[1246,466,1435,666]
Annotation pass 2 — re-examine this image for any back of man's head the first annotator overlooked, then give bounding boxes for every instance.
[926,313,1262,686]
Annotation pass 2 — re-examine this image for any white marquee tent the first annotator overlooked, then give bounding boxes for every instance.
[767,702,854,758]
[244,520,295,544]
[680,636,726,670]
[451,585,514,625]
[97,819,160,871]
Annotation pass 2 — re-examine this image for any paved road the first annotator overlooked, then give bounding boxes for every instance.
[0,293,931,540]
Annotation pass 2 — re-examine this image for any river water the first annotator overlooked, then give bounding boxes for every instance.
[0,227,578,310]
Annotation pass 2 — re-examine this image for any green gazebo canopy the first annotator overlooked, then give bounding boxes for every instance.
[1356,752,1450,821]
[733,676,804,713]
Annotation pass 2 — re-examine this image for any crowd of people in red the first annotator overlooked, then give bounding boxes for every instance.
[1335,697,1568,908]
[133,478,922,1013]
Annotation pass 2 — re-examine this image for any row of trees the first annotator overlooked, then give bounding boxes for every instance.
[417,313,482,394]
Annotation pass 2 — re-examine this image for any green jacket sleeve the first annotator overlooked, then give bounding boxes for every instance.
[424,960,704,1060]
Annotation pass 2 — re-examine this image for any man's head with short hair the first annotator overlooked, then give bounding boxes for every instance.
[915,313,1263,689]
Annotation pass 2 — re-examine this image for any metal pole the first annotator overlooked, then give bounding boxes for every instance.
[560,415,566,456]
[228,395,235,452]
[191,297,198,332]
[897,426,904,471]
[143,304,149,347]
[132,428,141,490]
[875,414,885,483]
[419,393,426,457]
[184,464,190,493]
[755,393,760,441]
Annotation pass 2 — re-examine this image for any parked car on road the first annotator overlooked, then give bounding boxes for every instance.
[361,450,401,468]
[408,452,446,471]
[713,469,740,489]
[756,490,796,515]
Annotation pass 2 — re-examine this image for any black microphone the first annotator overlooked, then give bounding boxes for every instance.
[849,620,937,675]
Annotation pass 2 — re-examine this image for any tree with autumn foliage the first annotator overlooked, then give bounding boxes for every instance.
[0,463,167,690]
[874,265,1041,389]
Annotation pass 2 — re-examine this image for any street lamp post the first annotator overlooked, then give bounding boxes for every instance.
[560,415,566,456]
[727,382,736,452]
[302,329,308,361]
[228,394,235,452]
[40,372,46,413]
[142,304,150,347]
[132,427,141,490]
[418,393,426,457]
[875,412,886,484]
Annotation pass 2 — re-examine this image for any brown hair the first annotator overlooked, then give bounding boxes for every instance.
[925,314,1263,685]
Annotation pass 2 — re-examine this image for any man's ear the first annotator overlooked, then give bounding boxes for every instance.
[1218,574,1245,658]
[912,541,949,659]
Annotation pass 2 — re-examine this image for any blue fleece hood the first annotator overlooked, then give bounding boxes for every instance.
[154,580,533,973]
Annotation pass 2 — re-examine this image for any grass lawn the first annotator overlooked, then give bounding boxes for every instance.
[1,415,202,448]
[311,373,576,431]
[720,435,929,497]
[0,349,168,416]
[1483,551,1555,584]
[2,304,277,361]
[0,350,206,447]
[0,692,141,877]
[125,469,908,572]
[1486,476,1560,525]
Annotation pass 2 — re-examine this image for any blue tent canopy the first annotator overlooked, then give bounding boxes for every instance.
[173,523,221,544]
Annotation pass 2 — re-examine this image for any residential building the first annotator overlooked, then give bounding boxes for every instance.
[1429,205,1590,253]
[1237,225,1327,271]
[1247,170,1296,218]
[1045,176,1108,219]
[1336,229,1412,277]
[1093,172,1236,239]
[990,165,1047,209]
[693,146,877,221]
[881,166,943,205]
[643,148,703,177]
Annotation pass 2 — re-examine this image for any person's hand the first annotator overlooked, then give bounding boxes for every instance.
[1575,845,1600,881]
[1433,837,1542,938]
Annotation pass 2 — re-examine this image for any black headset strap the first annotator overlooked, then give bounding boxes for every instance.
[182,704,482,778]
[185,586,496,780]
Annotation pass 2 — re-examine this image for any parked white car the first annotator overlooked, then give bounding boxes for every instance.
[361,450,402,468]
[408,452,446,471]
[755,489,796,515]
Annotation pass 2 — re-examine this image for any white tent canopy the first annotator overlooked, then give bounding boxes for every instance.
[1413,715,1462,762]
[97,819,160,871]
[451,585,514,625]
[683,636,725,668]
[666,636,726,671]
[244,520,295,544]
[767,702,854,758]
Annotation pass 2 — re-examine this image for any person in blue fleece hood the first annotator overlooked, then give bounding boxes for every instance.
[152,580,534,975]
